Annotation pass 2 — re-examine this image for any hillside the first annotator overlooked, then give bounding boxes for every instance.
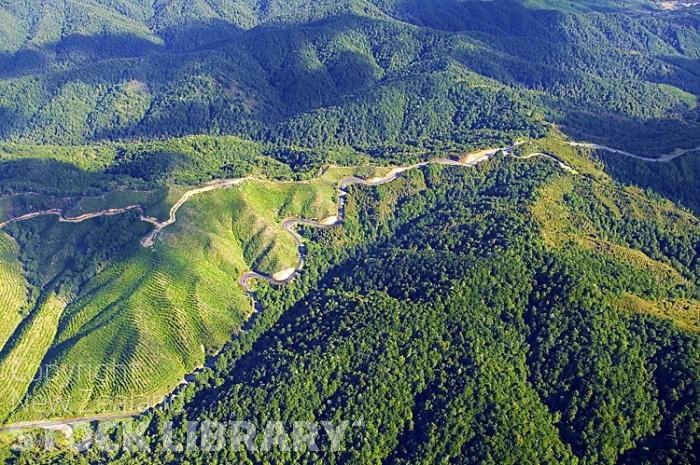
[0,0,698,154]
[0,1,699,464]
[3,139,698,464]
[0,153,399,424]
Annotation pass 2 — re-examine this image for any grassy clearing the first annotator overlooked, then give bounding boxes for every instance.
[531,147,698,255]
[530,176,576,248]
[618,293,700,334]
[576,237,690,289]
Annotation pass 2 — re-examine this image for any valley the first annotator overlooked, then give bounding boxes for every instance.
[0,137,694,431]
[0,1,699,463]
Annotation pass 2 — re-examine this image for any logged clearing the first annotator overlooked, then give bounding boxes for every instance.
[0,234,28,353]
[0,293,65,423]
[1,163,399,423]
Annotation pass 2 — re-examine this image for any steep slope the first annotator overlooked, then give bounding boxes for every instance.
[1,1,698,154]
[9,143,698,464]
[0,236,28,353]
[0,160,396,423]
[140,150,699,464]
[0,2,698,462]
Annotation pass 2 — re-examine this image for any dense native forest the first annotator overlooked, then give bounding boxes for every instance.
[6,154,700,464]
[0,1,699,464]
[0,0,699,153]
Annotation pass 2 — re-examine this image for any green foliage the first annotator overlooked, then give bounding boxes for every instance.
[0,1,697,156]
[0,161,385,423]
[7,154,698,464]
[0,2,699,463]
[0,235,28,350]
[599,149,700,215]
[0,293,65,423]
[1,1,699,160]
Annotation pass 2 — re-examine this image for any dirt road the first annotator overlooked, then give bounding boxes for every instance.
[569,142,700,162]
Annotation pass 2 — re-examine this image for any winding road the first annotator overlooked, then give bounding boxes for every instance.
[1,140,695,434]
[0,205,160,230]
[1,140,694,278]
[5,138,686,286]
[514,152,579,174]
[0,412,142,435]
[237,149,506,291]
[569,142,700,163]
[140,177,253,247]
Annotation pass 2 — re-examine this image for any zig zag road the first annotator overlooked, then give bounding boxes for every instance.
[2,141,694,247]
[237,139,700,290]
[0,143,656,434]
[237,148,509,292]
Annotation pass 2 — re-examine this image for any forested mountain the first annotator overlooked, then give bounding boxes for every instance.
[5,144,700,465]
[0,1,699,464]
[0,0,698,153]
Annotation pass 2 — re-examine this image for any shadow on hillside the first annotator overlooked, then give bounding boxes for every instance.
[0,14,387,144]
[0,33,160,79]
[596,149,700,216]
[559,110,700,157]
[398,0,566,37]
[0,158,151,196]
[662,55,700,95]
[0,18,244,79]
[405,0,700,158]
[107,149,194,183]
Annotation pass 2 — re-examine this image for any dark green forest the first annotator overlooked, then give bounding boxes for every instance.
[599,149,700,215]
[1,0,699,154]
[1,1,700,465]
[6,156,700,464]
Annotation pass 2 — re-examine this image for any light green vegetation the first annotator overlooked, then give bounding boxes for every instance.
[4,211,253,422]
[0,162,394,423]
[0,142,117,171]
[618,293,700,333]
[529,148,700,332]
[0,293,65,423]
[0,235,28,351]
[517,134,604,177]
[166,165,390,275]
[9,247,248,422]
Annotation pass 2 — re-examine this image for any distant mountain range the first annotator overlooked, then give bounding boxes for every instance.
[0,0,698,153]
